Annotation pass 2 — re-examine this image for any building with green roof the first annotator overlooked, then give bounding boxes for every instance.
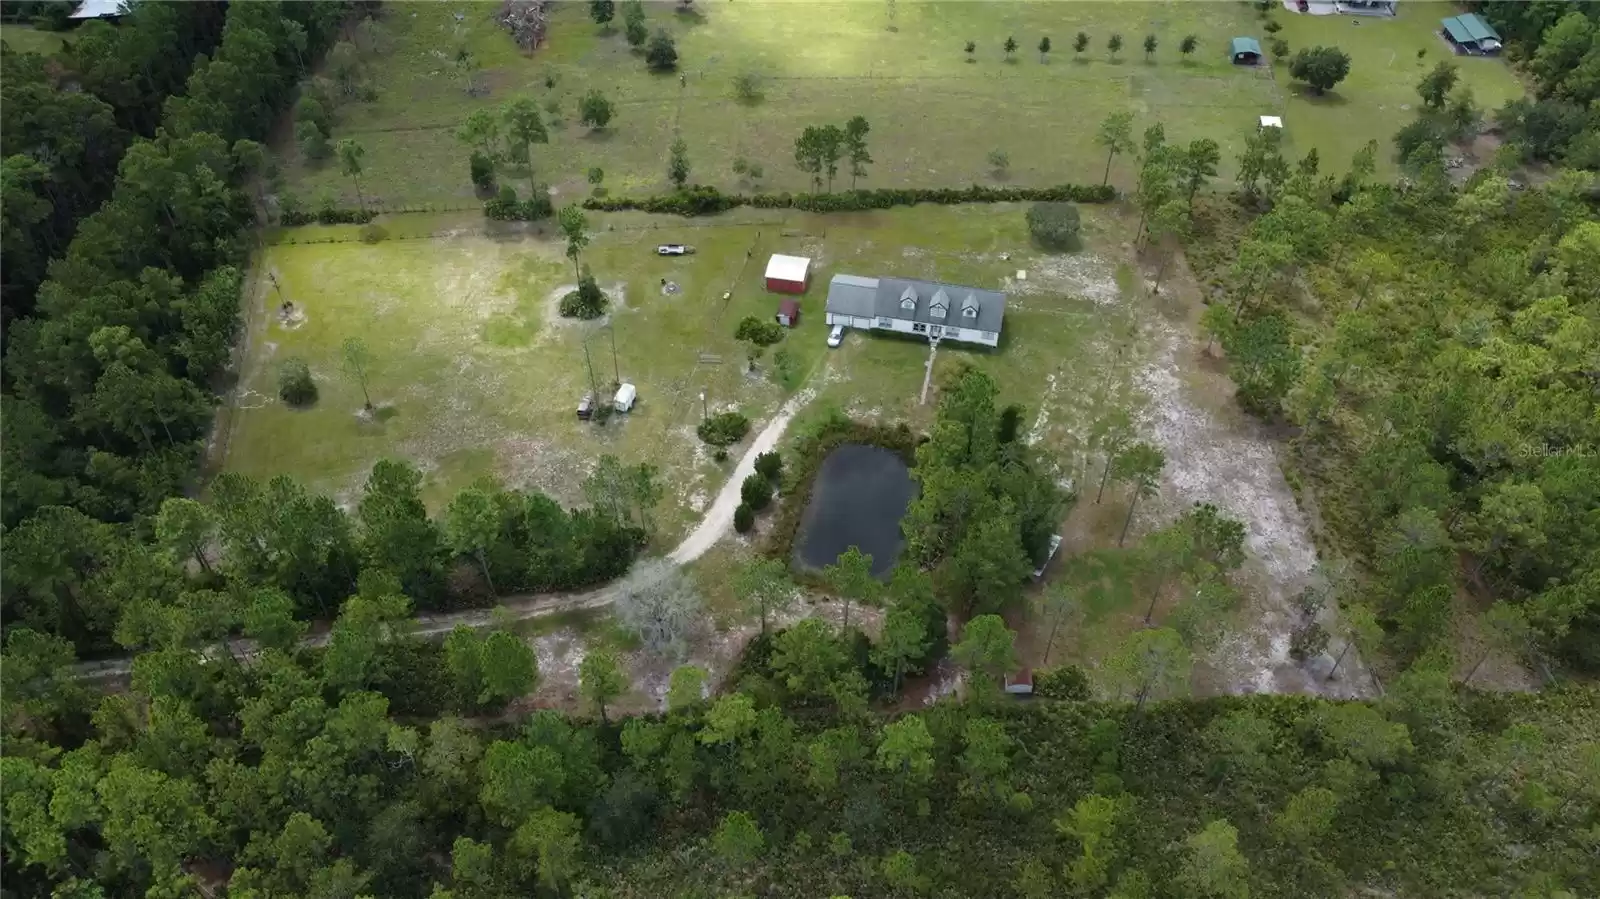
[1229,37,1262,65]
[1440,13,1502,54]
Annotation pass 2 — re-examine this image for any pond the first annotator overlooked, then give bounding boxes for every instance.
[792,443,915,580]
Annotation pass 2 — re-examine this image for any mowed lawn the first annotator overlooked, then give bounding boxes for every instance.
[219,203,1132,543]
[0,23,66,56]
[1271,2,1525,169]
[286,1,1523,212]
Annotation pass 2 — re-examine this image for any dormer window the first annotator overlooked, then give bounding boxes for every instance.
[961,292,980,318]
[929,288,948,320]
[899,286,917,311]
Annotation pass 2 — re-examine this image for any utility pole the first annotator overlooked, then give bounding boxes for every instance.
[608,324,620,385]
[582,339,600,410]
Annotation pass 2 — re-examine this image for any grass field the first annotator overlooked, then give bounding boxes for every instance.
[225,195,1355,696]
[287,0,1523,211]
[220,203,1136,547]
[0,23,66,56]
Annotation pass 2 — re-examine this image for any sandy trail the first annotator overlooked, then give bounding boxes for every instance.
[73,395,811,682]
[670,391,808,565]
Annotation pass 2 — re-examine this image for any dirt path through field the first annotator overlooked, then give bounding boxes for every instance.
[670,388,811,565]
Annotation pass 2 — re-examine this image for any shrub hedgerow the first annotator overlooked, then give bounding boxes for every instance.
[583,182,1115,217]
[280,206,376,227]
[484,184,555,221]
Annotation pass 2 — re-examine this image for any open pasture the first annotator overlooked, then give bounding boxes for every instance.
[220,203,1132,547]
[287,1,1521,212]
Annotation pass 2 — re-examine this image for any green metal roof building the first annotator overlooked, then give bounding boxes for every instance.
[1440,13,1502,54]
[1229,36,1262,64]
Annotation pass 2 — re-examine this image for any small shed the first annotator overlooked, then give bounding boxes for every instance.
[614,382,637,412]
[765,254,811,295]
[775,298,801,327]
[1441,13,1502,54]
[1004,668,1035,696]
[1259,115,1284,130]
[1229,36,1262,65]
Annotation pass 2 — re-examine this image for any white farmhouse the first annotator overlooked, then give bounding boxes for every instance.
[822,274,1005,348]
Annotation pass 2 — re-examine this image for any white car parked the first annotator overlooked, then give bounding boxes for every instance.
[827,324,845,348]
[656,244,693,256]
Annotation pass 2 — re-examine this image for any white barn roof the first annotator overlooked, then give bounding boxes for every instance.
[765,254,811,282]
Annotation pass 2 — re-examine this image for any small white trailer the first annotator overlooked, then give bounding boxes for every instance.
[614,383,637,412]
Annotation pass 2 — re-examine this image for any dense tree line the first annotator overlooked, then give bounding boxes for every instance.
[1474,3,1600,167]
[3,454,650,654]
[1,2,347,538]
[0,1,76,29]
[1188,115,1600,674]
[1,1,230,324]
[4,567,1595,897]
[903,368,1070,616]
[0,1,364,651]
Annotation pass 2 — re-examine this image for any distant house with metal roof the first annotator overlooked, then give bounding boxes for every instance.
[1337,0,1396,16]
[69,0,129,20]
[823,274,1005,348]
[1229,37,1262,65]
[1441,13,1502,54]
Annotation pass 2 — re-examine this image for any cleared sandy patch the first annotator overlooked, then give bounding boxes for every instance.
[1133,320,1371,699]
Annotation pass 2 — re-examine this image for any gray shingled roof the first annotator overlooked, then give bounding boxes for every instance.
[824,274,880,318]
[825,273,1006,334]
[880,277,1006,333]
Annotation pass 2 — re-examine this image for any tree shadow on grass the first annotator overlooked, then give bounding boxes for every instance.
[1286,84,1350,104]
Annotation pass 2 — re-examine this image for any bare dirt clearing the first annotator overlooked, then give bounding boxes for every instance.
[1135,318,1370,698]
[1017,237,1371,699]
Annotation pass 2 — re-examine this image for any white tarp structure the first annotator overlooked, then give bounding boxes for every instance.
[1259,115,1284,129]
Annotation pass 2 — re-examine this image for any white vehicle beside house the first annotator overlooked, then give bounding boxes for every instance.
[823,274,1006,347]
[827,324,845,348]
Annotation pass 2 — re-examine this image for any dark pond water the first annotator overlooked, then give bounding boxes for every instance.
[792,443,915,579]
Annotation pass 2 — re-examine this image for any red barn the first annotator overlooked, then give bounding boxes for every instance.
[776,298,800,327]
[764,254,811,294]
